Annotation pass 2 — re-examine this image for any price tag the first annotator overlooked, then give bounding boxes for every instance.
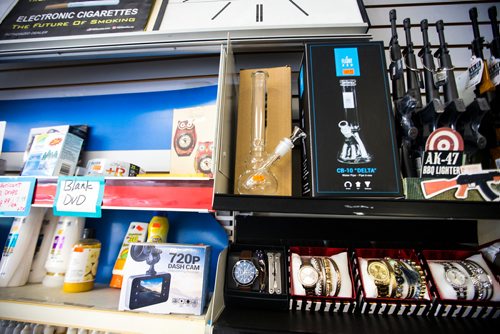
[489,57,500,86]
[466,56,483,89]
[0,177,36,217]
[53,176,105,218]
[433,68,448,87]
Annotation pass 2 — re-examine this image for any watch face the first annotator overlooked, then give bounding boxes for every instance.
[444,268,468,287]
[198,156,213,172]
[162,0,365,34]
[232,259,258,286]
[298,265,319,288]
[368,261,389,282]
[177,134,193,149]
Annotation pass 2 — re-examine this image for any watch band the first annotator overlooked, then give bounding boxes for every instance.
[311,257,325,296]
[328,258,342,297]
[322,258,332,297]
[459,260,493,301]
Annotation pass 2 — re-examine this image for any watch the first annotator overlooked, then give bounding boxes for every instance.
[367,260,391,298]
[173,120,197,156]
[458,260,493,301]
[232,250,258,289]
[442,262,468,300]
[298,257,320,296]
[159,0,366,36]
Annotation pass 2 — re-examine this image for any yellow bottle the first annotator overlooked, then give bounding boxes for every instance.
[63,228,101,293]
[146,214,169,243]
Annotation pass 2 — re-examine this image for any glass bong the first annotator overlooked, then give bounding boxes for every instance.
[237,70,306,195]
[337,79,372,164]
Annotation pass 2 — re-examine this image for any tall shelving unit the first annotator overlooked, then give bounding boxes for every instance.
[1,1,499,333]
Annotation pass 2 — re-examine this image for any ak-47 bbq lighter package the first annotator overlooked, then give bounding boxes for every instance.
[299,42,403,198]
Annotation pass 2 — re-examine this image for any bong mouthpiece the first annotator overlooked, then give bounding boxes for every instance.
[290,126,307,144]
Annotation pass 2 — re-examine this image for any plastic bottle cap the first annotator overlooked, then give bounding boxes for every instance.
[82,228,95,239]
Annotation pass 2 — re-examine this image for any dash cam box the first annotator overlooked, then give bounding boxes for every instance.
[299,42,402,197]
[119,243,211,315]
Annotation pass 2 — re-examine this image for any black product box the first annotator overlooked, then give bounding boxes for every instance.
[299,41,402,197]
[224,244,288,310]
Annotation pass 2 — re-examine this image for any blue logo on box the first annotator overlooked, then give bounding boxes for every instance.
[334,48,360,77]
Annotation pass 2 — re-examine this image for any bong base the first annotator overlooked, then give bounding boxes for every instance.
[337,155,373,164]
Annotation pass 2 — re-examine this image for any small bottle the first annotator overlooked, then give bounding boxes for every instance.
[42,326,54,334]
[146,214,169,243]
[63,228,101,293]
[0,208,46,287]
[43,217,85,288]
[32,324,44,334]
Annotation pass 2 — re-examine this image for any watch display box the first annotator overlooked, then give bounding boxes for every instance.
[289,246,356,313]
[421,249,500,319]
[299,41,402,198]
[224,244,288,310]
[355,248,432,316]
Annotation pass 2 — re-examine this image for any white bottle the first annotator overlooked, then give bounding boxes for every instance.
[0,207,47,287]
[4,321,16,334]
[32,324,44,334]
[42,326,54,334]
[0,320,9,334]
[20,324,32,334]
[29,211,59,283]
[42,216,85,288]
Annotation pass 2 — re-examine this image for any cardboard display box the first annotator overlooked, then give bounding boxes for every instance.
[299,42,402,197]
[119,243,211,315]
[233,66,292,196]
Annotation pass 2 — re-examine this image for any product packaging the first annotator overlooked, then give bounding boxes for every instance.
[225,245,288,310]
[299,42,402,197]
[422,249,500,319]
[85,159,142,177]
[119,243,211,315]
[0,207,46,287]
[21,130,85,177]
[170,105,217,177]
[63,228,101,293]
[355,248,432,316]
[289,246,356,313]
[28,210,59,283]
[110,222,149,289]
[43,216,85,288]
[146,214,169,243]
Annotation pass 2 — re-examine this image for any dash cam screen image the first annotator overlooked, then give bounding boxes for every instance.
[128,273,171,310]
[139,277,163,296]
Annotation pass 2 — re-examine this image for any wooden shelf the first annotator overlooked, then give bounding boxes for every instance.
[0,284,209,334]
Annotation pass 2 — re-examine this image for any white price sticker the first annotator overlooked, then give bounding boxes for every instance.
[0,177,36,217]
[54,177,105,218]
[466,56,483,89]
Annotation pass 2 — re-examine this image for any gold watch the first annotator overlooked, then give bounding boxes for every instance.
[367,260,391,298]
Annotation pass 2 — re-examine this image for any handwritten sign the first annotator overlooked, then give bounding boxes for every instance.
[54,176,105,218]
[0,177,36,216]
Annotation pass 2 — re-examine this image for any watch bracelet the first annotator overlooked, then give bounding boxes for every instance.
[328,258,342,297]
[322,258,332,296]
[460,260,493,301]
[401,259,427,299]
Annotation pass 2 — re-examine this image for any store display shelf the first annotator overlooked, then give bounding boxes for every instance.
[0,284,208,334]
[0,30,371,62]
[213,307,498,334]
[213,194,500,220]
[32,176,214,212]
